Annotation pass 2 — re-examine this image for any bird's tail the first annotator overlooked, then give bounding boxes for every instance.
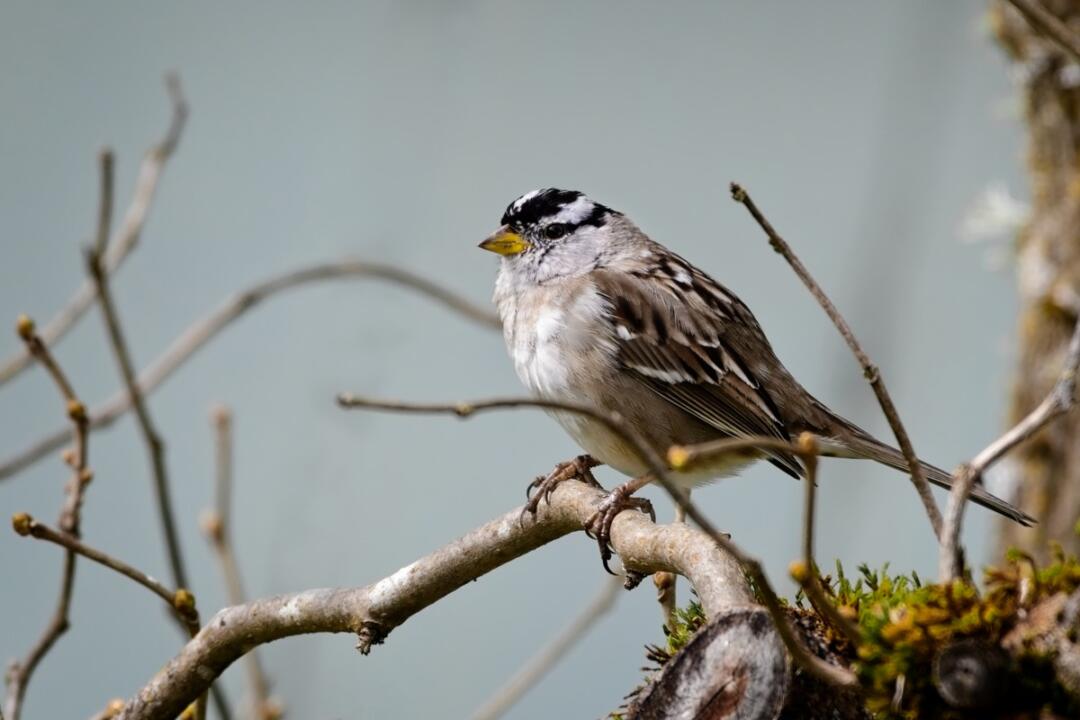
[823,431,1036,527]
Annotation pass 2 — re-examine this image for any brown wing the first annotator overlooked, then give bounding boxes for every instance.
[591,261,804,479]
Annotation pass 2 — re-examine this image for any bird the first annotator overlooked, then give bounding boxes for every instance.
[479,187,1035,571]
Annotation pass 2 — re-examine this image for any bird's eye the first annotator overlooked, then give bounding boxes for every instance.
[544,223,569,240]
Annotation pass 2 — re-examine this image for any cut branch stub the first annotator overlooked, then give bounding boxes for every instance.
[625,608,788,720]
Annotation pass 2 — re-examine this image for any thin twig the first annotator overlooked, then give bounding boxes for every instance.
[730,182,943,539]
[93,149,114,258]
[87,248,189,590]
[789,435,862,648]
[0,75,188,388]
[203,406,281,720]
[470,577,621,720]
[337,392,857,688]
[1005,0,1080,62]
[10,513,199,636]
[4,317,92,720]
[939,316,1080,581]
[85,248,212,720]
[0,259,498,481]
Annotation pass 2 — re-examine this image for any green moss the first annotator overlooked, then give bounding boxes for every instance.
[626,547,1080,719]
[835,550,1080,718]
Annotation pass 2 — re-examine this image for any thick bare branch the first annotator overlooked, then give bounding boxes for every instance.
[730,182,943,539]
[337,392,856,688]
[0,75,187,388]
[117,480,753,719]
[939,316,1080,580]
[0,259,497,481]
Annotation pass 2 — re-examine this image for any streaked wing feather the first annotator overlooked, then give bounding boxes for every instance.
[592,266,804,478]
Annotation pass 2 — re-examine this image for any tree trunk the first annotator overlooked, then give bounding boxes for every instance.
[994,0,1080,560]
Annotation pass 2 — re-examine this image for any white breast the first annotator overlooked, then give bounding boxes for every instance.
[493,272,614,401]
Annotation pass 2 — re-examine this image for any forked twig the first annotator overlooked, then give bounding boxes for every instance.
[730,182,943,539]
[939,316,1080,580]
[4,317,92,720]
[0,74,188,388]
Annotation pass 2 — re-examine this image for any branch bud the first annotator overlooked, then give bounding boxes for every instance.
[789,560,810,583]
[12,512,33,536]
[173,588,197,618]
[667,445,691,470]
[67,400,87,423]
[15,314,35,341]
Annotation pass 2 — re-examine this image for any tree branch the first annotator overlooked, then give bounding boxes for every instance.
[202,406,281,720]
[337,392,856,688]
[939,315,1080,581]
[0,74,187,388]
[10,513,199,637]
[87,246,189,591]
[4,317,92,720]
[0,259,498,481]
[730,182,943,539]
[116,480,753,719]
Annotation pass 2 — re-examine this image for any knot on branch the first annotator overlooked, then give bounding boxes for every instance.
[356,620,388,655]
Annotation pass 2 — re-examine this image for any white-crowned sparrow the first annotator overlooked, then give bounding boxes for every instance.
[480,188,1033,569]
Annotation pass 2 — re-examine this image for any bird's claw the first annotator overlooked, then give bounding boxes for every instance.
[585,485,655,575]
[519,455,602,526]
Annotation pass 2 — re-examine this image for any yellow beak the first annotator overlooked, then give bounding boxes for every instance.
[478,226,530,256]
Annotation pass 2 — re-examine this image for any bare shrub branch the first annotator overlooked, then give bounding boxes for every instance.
[730,182,943,538]
[0,260,498,481]
[940,316,1080,580]
[4,317,92,720]
[0,75,187,388]
[10,513,200,636]
[202,406,281,720]
[116,479,752,719]
[337,392,856,688]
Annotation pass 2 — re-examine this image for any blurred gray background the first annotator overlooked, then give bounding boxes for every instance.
[1,1,1025,718]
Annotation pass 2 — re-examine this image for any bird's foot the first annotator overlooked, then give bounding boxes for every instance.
[520,454,602,523]
[585,483,655,575]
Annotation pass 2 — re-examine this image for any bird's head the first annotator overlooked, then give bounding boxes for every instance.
[479,188,624,284]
